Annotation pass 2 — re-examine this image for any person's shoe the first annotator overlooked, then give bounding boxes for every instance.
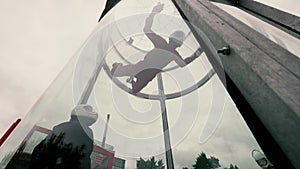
[126,77,134,84]
[126,76,137,84]
[111,62,122,76]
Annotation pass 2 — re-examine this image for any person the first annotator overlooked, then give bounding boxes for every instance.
[111,2,202,93]
[29,104,98,169]
[252,149,275,169]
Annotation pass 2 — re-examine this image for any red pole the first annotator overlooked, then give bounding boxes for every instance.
[0,118,21,147]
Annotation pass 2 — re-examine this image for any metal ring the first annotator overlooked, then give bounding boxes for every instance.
[102,61,215,100]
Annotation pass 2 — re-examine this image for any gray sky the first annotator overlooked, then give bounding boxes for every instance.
[0,0,299,169]
[0,0,106,135]
[255,0,300,17]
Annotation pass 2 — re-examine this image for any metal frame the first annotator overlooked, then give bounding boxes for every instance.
[171,0,299,168]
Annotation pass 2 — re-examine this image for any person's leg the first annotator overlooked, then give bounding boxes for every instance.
[131,69,159,93]
[111,62,143,77]
[132,77,149,93]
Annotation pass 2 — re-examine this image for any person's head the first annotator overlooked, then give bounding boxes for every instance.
[71,104,98,126]
[252,150,270,169]
[169,31,185,49]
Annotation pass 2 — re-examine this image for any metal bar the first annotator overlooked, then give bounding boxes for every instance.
[78,0,123,105]
[157,73,174,169]
[77,61,103,104]
[0,118,21,147]
[101,114,110,148]
[172,0,299,168]
[103,62,215,100]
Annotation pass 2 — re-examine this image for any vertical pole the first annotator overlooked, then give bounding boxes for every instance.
[77,61,103,105]
[102,114,110,148]
[78,0,122,105]
[157,73,174,169]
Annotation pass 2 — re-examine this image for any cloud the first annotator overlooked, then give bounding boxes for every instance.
[0,0,105,135]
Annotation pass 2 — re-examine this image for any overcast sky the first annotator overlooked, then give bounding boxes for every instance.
[0,0,106,135]
[0,0,299,168]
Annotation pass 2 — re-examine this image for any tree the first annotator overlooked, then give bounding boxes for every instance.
[0,151,14,168]
[229,164,239,169]
[209,156,221,169]
[136,156,164,169]
[193,152,239,169]
[223,164,239,169]
[193,152,212,169]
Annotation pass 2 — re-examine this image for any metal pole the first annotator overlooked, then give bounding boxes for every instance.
[78,0,122,105]
[157,73,174,169]
[77,61,103,105]
[102,114,110,148]
[0,118,21,147]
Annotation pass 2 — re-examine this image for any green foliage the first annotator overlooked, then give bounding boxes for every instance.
[0,151,14,168]
[223,163,239,169]
[30,133,86,169]
[193,152,238,169]
[209,156,221,169]
[136,156,165,169]
[193,152,212,169]
[0,138,43,169]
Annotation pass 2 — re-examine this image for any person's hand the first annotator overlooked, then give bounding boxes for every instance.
[152,2,164,13]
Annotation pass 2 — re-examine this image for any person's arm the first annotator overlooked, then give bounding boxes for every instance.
[144,3,166,47]
[174,47,203,67]
[184,47,203,64]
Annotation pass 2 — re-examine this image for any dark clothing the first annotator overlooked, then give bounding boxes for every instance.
[113,33,186,78]
[112,33,187,93]
[131,68,161,93]
[112,12,198,93]
[29,121,93,169]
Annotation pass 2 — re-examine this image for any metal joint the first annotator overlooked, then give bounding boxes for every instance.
[217,46,231,55]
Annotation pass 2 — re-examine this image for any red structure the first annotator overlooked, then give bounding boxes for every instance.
[92,145,115,169]
[0,118,21,147]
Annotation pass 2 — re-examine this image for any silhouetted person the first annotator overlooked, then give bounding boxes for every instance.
[29,104,98,169]
[111,2,202,93]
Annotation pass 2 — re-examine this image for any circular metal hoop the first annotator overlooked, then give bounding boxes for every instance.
[102,16,215,100]
[102,61,215,100]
